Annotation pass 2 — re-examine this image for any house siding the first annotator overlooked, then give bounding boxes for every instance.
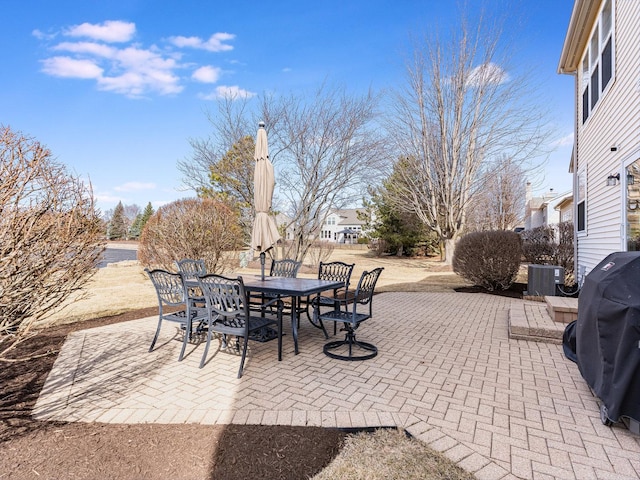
[573,0,640,274]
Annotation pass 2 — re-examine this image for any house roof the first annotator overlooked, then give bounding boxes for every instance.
[528,190,572,211]
[541,190,573,209]
[555,194,574,211]
[558,0,601,74]
[332,209,365,226]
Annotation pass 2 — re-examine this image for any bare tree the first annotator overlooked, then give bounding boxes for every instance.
[385,11,547,263]
[180,85,386,263]
[260,84,386,262]
[466,155,526,231]
[123,203,141,236]
[178,95,254,195]
[0,126,105,360]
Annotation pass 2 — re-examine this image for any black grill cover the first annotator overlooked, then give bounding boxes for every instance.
[576,252,640,424]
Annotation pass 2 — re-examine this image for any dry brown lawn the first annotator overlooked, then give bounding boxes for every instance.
[48,244,472,326]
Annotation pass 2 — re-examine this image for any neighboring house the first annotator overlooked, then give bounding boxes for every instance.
[558,0,640,274]
[275,209,367,244]
[320,209,366,244]
[555,193,574,223]
[274,213,293,241]
[524,183,571,229]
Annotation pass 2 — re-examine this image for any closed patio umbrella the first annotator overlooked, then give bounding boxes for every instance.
[251,121,281,279]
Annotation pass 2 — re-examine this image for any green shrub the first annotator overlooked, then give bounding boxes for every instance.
[452,230,522,291]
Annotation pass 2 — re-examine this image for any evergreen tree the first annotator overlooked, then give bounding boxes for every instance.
[128,214,143,240]
[108,201,127,240]
[129,202,154,239]
[140,202,154,228]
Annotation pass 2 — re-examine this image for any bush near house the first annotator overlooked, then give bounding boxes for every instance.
[521,222,575,284]
[452,230,522,291]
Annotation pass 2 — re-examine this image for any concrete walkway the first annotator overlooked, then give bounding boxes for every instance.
[34,292,640,479]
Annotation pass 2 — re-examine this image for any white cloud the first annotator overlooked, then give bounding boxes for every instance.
[37,21,238,98]
[466,62,509,87]
[169,35,201,48]
[41,56,103,78]
[32,29,56,40]
[54,41,116,58]
[192,65,221,83]
[552,133,574,147]
[65,20,136,43]
[114,182,156,192]
[169,32,235,52]
[199,85,256,100]
[94,193,124,205]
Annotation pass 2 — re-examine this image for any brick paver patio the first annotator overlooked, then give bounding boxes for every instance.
[34,292,640,479]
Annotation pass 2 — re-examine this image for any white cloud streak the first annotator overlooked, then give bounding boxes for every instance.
[41,56,103,78]
[169,32,235,52]
[466,62,509,87]
[54,41,116,58]
[65,20,136,43]
[552,133,574,147]
[114,182,156,192]
[199,85,256,100]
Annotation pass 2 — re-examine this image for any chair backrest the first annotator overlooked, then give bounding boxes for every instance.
[175,258,206,280]
[318,261,355,288]
[146,268,187,306]
[353,267,384,306]
[270,259,301,278]
[197,274,248,329]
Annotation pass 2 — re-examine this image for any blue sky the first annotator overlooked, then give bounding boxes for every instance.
[2,0,575,213]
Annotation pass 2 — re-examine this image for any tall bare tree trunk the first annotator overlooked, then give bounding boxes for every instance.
[384,9,547,263]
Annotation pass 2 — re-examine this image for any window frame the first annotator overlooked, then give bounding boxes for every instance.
[580,0,614,124]
[576,169,587,234]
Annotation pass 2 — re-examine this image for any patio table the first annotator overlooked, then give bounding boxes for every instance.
[241,276,344,354]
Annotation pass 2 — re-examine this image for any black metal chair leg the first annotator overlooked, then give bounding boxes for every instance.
[323,329,377,361]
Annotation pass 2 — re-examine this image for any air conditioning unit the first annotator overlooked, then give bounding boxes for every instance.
[527,265,564,296]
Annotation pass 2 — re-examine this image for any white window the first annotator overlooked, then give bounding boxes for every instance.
[581,0,614,123]
[577,170,586,233]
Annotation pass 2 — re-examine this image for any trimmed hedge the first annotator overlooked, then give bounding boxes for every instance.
[453,230,522,291]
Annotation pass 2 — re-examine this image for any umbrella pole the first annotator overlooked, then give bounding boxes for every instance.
[260,252,266,281]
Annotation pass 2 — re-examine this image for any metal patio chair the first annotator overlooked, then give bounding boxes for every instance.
[197,274,282,378]
[146,268,208,361]
[250,258,302,316]
[317,267,383,361]
[303,261,355,338]
[175,258,207,305]
[269,258,302,278]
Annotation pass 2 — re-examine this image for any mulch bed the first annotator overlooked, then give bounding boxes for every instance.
[454,282,527,298]
[0,308,347,480]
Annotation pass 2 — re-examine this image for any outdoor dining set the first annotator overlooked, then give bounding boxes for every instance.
[146,258,383,378]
